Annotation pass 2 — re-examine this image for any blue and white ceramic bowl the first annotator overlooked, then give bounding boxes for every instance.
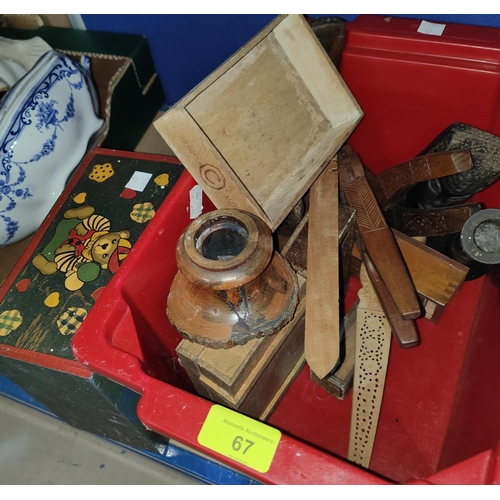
[0,50,105,246]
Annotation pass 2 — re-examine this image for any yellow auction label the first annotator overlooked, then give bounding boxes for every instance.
[197,405,281,473]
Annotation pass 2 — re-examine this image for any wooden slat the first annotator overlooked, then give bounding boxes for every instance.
[304,159,340,379]
[339,145,421,320]
[310,302,357,400]
[363,252,420,348]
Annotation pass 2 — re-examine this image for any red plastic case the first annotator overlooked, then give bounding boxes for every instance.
[72,15,500,484]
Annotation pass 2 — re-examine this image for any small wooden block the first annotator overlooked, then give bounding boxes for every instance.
[392,229,469,322]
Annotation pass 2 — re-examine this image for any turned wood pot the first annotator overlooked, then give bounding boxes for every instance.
[167,209,298,349]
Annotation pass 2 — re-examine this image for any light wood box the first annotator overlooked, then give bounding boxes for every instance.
[154,14,363,231]
[176,277,306,421]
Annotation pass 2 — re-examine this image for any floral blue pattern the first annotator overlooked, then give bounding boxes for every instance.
[0,51,103,246]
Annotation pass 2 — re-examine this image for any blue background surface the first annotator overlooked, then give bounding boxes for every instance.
[0,372,260,484]
[80,14,500,108]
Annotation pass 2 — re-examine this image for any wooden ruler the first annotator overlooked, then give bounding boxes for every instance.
[305,158,340,379]
[348,264,392,468]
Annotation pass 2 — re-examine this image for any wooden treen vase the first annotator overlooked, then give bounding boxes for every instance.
[167,209,299,349]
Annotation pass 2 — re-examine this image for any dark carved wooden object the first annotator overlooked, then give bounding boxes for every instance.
[370,150,473,209]
[383,203,482,237]
[368,150,480,237]
[409,122,500,208]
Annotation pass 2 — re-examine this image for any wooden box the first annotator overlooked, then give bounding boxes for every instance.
[176,277,306,421]
[0,148,187,451]
[154,14,363,231]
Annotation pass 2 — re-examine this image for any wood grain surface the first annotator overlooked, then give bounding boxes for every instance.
[338,145,421,320]
[348,264,391,468]
[305,159,340,379]
[154,14,363,231]
[370,150,473,208]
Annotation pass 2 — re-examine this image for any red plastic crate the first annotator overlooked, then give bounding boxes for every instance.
[73,15,500,484]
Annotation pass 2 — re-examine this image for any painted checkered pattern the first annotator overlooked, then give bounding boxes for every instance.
[130,202,155,223]
[0,309,22,336]
[57,307,88,336]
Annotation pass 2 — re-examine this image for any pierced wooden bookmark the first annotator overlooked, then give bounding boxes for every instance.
[305,158,340,379]
[348,264,392,468]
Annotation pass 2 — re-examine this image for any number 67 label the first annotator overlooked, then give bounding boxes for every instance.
[197,405,281,473]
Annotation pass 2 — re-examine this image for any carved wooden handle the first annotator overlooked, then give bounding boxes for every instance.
[338,145,421,320]
[370,150,473,208]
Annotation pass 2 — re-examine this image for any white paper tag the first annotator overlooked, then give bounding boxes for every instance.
[417,20,446,36]
[125,171,153,192]
[190,185,203,219]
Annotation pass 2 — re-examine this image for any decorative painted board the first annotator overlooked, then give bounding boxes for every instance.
[0,148,185,450]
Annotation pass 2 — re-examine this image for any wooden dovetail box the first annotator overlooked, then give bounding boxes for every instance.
[154,14,363,231]
[176,276,306,421]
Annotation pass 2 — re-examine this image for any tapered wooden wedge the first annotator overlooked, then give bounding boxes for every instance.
[305,158,340,379]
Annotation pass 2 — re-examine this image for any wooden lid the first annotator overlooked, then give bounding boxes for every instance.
[154,14,363,231]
